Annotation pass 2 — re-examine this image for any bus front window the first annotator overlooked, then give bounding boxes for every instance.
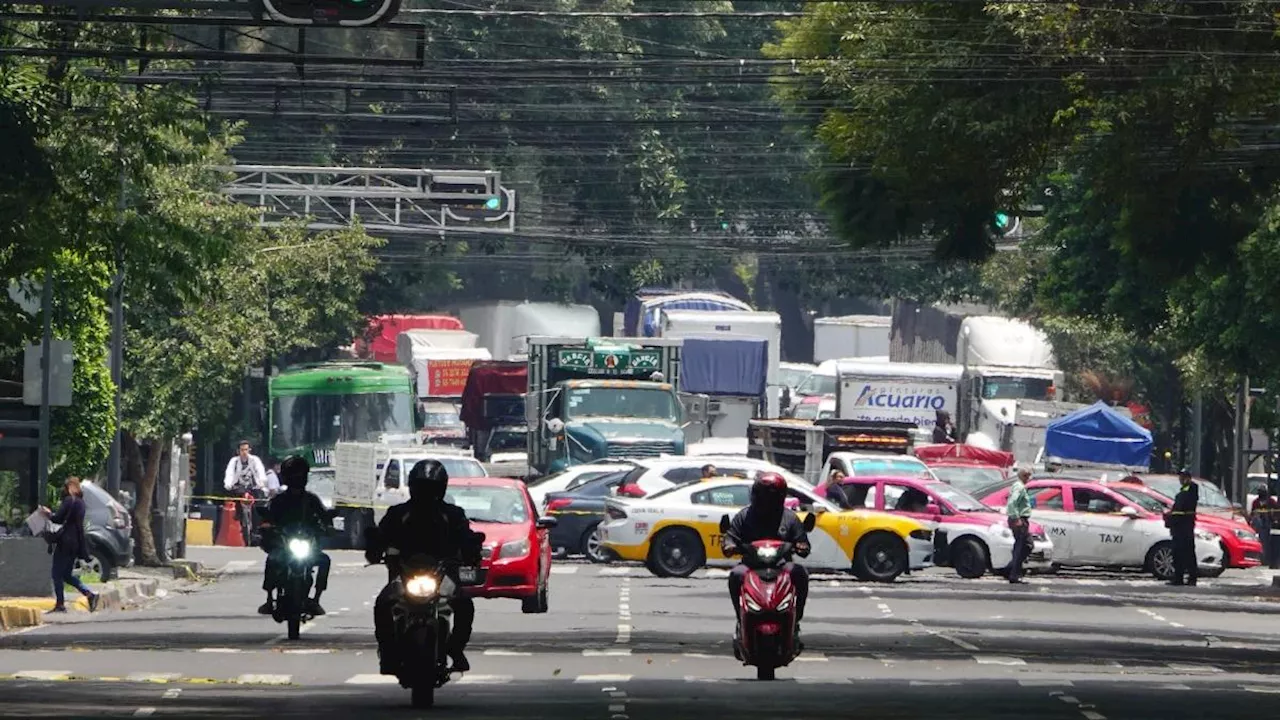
[272,392,415,450]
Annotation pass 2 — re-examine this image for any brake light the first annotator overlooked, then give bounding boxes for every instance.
[545,498,573,512]
[606,505,628,520]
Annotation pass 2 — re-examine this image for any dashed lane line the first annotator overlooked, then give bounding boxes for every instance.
[455,674,514,685]
[345,674,397,685]
[576,674,633,684]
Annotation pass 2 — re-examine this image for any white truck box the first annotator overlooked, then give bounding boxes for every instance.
[813,315,891,363]
[454,301,601,360]
[834,360,965,441]
[659,309,782,418]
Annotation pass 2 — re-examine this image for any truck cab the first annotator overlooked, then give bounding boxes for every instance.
[540,378,686,473]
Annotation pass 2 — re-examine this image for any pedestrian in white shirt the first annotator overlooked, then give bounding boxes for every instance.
[264,458,282,498]
[223,441,267,546]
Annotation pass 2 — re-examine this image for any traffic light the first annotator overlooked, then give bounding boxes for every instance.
[255,0,402,27]
[992,211,1020,237]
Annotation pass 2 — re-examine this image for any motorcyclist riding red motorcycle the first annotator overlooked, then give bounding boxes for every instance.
[721,473,811,637]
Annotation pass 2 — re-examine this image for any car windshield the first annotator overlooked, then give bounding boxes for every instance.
[927,482,989,512]
[1141,477,1232,509]
[980,375,1056,400]
[930,466,1006,495]
[488,430,526,452]
[792,402,820,420]
[795,373,836,397]
[445,485,529,524]
[779,367,813,390]
[564,387,678,421]
[272,392,414,450]
[1112,487,1169,513]
[851,458,932,480]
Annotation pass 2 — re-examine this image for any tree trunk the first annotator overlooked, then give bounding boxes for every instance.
[133,436,167,566]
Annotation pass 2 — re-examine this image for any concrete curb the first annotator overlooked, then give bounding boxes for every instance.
[0,577,163,629]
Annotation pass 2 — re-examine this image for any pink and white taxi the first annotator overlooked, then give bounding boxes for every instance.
[821,475,1054,578]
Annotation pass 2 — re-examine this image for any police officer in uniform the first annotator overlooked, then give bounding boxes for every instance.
[1166,468,1200,586]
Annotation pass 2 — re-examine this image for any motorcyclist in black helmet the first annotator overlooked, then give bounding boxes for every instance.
[367,459,485,675]
[257,456,333,616]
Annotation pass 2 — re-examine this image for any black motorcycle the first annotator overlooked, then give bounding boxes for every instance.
[392,550,486,708]
[267,528,321,640]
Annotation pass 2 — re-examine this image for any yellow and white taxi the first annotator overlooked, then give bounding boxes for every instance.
[599,478,935,581]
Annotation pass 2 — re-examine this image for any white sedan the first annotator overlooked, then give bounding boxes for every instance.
[526,462,635,509]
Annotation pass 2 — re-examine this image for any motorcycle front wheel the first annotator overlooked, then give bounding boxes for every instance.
[756,665,775,681]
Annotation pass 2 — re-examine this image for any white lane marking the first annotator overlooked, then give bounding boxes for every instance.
[551,566,579,575]
[1242,685,1280,694]
[598,567,634,576]
[910,680,960,686]
[14,671,71,681]
[575,674,632,683]
[1169,622,1185,628]
[162,688,182,699]
[1150,615,1168,622]
[220,560,257,572]
[584,649,632,657]
[794,654,828,662]
[929,630,979,651]
[126,672,182,683]
[684,676,728,683]
[796,677,851,684]
[682,653,719,659]
[615,579,632,644]
[1081,712,1107,720]
[196,648,241,654]
[456,674,513,685]
[132,709,156,717]
[1154,684,1191,690]
[1019,679,1074,687]
[283,648,332,655]
[827,580,840,587]
[974,655,1026,666]
[702,569,730,579]
[615,625,632,643]
[337,562,365,568]
[1205,636,1221,643]
[1167,663,1223,673]
[236,674,291,685]
[1074,579,1106,586]
[609,704,627,712]
[345,674,398,685]
[606,689,626,697]
[483,649,532,656]
[1059,696,1080,705]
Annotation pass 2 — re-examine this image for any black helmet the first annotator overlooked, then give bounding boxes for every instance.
[280,456,310,489]
[408,459,449,502]
[750,472,788,512]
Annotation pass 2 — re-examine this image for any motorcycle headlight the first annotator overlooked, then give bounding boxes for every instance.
[288,538,313,559]
[498,539,530,559]
[1196,530,1218,543]
[744,597,762,612]
[405,575,439,598]
[1236,529,1259,541]
[755,546,779,562]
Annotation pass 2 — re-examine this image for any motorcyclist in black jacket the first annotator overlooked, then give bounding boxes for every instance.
[258,456,333,616]
[367,459,485,675]
[721,472,811,631]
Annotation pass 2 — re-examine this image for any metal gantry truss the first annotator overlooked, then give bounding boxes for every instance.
[219,165,517,235]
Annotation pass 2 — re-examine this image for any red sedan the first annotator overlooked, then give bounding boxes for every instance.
[1108,479,1262,574]
[446,477,556,614]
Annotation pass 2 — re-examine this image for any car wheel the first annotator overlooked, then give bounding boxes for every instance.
[951,538,988,579]
[582,524,615,564]
[648,527,705,579]
[77,548,115,582]
[1147,542,1176,580]
[853,532,907,583]
[521,570,550,614]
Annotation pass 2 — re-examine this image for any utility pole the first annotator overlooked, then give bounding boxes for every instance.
[37,263,54,496]
[106,167,126,498]
[1233,378,1249,502]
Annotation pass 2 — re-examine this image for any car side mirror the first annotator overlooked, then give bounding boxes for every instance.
[802,512,817,532]
[536,516,557,529]
[925,503,942,516]
[719,515,731,533]
[1121,505,1139,517]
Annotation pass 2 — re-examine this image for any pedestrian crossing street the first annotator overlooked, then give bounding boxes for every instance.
[214,558,1273,590]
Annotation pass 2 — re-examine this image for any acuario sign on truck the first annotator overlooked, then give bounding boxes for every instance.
[847,381,956,429]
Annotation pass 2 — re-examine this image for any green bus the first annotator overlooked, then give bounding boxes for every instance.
[267,361,418,467]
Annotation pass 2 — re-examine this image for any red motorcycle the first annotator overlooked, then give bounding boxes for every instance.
[719,512,817,680]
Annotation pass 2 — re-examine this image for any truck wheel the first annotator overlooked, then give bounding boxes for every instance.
[852,532,907,583]
[951,538,988,579]
[648,528,705,578]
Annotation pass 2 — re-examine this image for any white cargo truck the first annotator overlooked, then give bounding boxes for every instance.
[453,301,601,361]
[834,360,964,444]
[659,309,783,418]
[812,315,891,363]
[329,441,488,548]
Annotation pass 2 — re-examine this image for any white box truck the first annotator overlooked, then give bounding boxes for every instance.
[834,360,965,444]
[813,315,891,363]
[453,301,601,361]
[659,309,783,418]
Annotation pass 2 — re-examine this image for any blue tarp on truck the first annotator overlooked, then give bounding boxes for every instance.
[1044,401,1153,468]
[623,289,752,337]
[680,337,767,397]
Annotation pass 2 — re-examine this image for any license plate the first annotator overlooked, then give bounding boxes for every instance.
[458,567,478,584]
[332,517,345,531]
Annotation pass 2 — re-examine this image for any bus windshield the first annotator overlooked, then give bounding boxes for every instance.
[272,392,415,451]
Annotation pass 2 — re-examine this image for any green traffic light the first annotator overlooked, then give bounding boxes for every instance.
[484,196,501,210]
[720,221,729,230]
[994,212,1010,229]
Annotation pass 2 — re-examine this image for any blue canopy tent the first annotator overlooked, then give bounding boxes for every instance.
[622,289,752,337]
[1044,401,1153,468]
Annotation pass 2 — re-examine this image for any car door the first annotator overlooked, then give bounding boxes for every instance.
[1027,483,1075,558]
[690,483,753,564]
[884,481,937,529]
[785,486,853,571]
[1064,486,1132,563]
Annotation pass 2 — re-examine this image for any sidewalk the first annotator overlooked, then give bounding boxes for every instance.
[0,565,196,630]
